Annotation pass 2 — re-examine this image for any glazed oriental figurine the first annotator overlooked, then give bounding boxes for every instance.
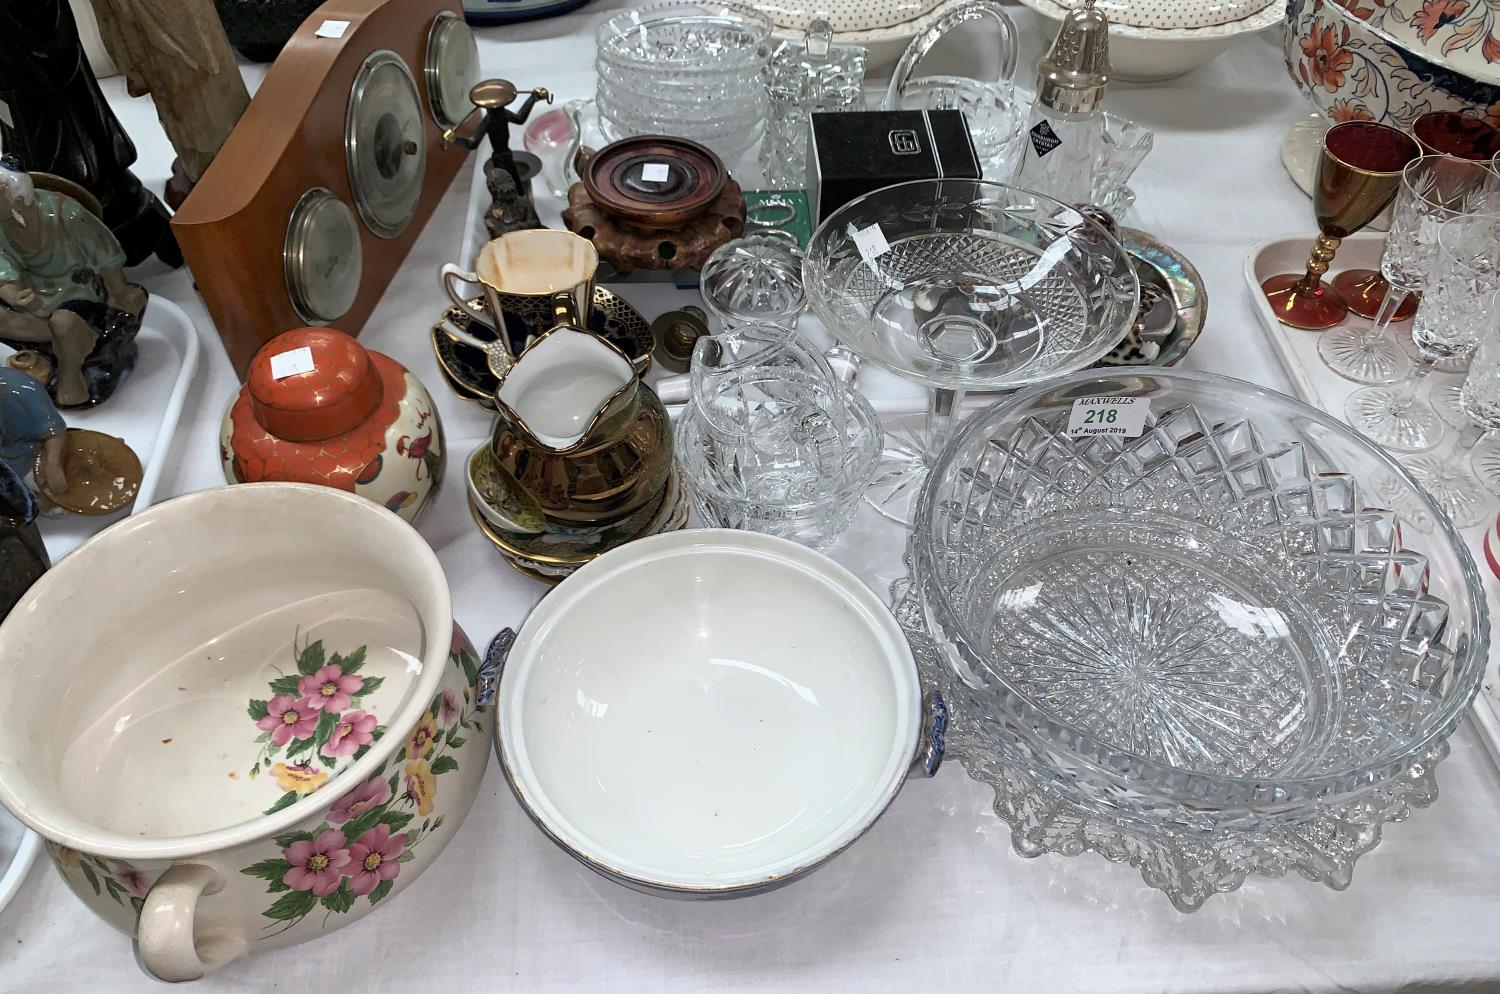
[0,162,147,408]
[0,367,67,496]
[0,0,180,267]
[0,365,143,516]
[0,460,48,622]
[443,79,551,237]
[221,327,446,524]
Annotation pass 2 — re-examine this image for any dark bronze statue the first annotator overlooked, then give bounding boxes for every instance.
[0,0,181,267]
[443,80,551,238]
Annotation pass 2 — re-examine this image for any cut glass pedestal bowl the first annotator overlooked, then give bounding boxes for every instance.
[803,179,1139,522]
[907,368,1487,910]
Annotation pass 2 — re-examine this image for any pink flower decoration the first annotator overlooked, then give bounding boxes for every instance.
[407,433,432,460]
[281,829,350,896]
[297,665,364,713]
[322,709,378,758]
[344,823,407,896]
[328,777,392,826]
[439,689,460,724]
[257,695,319,746]
[114,864,151,897]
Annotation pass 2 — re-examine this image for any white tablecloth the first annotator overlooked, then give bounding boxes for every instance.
[7,7,1500,992]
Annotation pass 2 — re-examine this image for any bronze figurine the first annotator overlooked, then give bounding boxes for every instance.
[443,80,551,238]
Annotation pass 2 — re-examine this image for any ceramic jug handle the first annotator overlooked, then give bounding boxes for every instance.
[881,0,1019,110]
[135,863,249,982]
[908,691,947,779]
[439,264,495,339]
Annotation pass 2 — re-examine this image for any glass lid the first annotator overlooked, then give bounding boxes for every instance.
[425,11,481,129]
[284,188,363,324]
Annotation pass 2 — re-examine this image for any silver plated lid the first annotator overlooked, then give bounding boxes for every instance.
[1036,0,1110,116]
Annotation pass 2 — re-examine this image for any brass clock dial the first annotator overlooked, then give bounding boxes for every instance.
[345,50,427,238]
[425,11,481,129]
[284,188,363,323]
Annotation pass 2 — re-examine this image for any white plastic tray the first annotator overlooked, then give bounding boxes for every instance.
[0,293,205,917]
[1244,232,1500,769]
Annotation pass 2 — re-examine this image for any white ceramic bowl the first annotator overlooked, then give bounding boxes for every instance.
[497,529,937,896]
[1016,0,1283,80]
[0,483,495,980]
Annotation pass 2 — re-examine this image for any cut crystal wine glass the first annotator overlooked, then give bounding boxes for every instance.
[1404,326,1500,525]
[1346,214,1500,451]
[1319,156,1500,384]
[802,179,1139,523]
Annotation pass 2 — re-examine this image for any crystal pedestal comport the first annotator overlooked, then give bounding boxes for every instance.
[802,179,1139,522]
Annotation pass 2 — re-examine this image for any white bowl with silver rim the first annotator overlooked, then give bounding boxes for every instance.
[495,528,944,897]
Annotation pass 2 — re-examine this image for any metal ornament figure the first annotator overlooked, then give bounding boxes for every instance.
[443,80,551,238]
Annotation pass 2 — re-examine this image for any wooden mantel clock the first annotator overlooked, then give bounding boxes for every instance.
[171,0,481,373]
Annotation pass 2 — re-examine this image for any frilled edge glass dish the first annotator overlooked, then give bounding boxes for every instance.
[904,367,1488,909]
[894,585,1449,912]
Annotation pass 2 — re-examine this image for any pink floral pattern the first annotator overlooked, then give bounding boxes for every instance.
[282,829,352,896]
[323,710,378,758]
[46,845,153,916]
[114,865,151,897]
[298,665,365,713]
[238,628,489,934]
[327,777,391,825]
[257,696,319,747]
[247,637,386,816]
[346,824,407,896]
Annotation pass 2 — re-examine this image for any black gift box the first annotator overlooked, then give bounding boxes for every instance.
[807,110,982,223]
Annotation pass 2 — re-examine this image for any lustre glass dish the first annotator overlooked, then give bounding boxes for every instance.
[908,367,1487,909]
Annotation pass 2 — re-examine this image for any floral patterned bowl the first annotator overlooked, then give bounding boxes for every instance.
[0,483,497,981]
[1285,0,1500,127]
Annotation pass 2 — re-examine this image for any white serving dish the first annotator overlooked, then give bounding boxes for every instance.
[497,528,940,896]
[1244,232,1500,771]
[1090,0,1273,29]
[1016,0,1283,79]
[753,0,945,34]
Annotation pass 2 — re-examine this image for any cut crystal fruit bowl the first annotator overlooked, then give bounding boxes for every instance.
[907,367,1488,910]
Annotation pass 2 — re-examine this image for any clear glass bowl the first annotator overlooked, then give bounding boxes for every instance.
[907,367,1487,908]
[677,373,881,550]
[596,2,773,74]
[700,236,805,328]
[803,180,1139,393]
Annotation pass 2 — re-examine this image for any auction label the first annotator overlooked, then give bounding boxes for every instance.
[1067,395,1149,438]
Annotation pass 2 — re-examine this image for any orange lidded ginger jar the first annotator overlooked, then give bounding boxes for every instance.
[220,328,445,524]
